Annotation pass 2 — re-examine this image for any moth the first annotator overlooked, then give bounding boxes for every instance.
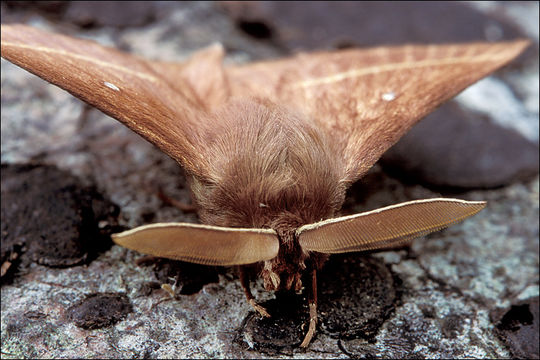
[1,24,528,347]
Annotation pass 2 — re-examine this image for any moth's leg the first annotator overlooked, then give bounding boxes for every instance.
[239,266,270,318]
[300,267,318,348]
[157,188,197,213]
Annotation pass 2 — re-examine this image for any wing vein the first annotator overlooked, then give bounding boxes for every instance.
[292,52,516,89]
[2,41,159,83]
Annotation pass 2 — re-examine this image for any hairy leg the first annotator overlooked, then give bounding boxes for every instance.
[158,188,197,213]
[239,266,270,318]
[300,268,318,348]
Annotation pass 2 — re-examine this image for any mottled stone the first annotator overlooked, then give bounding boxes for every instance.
[68,292,133,330]
[318,255,400,340]
[1,164,120,282]
[493,296,540,359]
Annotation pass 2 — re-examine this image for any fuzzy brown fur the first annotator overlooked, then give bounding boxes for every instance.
[191,98,346,290]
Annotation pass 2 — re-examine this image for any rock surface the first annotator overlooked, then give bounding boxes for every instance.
[1,164,120,281]
[493,296,540,359]
[68,292,133,330]
[1,2,538,359]
[221,1,529,49]
[381,102,539,189]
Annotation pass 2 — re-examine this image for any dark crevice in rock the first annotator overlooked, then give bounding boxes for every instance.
[237,20,273,40]
[498,304,534,330]
[492,297,539,359]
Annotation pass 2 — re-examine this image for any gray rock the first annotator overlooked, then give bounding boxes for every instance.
[1,164,119,278]
[63,1,158,28]
[220,1,528,49]
[380,101,539,189]
[492,296,539,359]
[68,292,133,330]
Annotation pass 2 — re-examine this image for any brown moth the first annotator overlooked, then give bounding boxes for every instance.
[1,24,529,347]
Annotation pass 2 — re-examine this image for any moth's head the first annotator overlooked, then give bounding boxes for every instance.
[192,98,348,230]
[260,226,306,292]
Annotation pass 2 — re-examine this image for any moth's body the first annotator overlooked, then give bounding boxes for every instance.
[191,98,346,291]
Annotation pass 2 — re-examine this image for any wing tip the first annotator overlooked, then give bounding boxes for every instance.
[510,38,532,50]
[110,230,132,247]
[500,38,531,61]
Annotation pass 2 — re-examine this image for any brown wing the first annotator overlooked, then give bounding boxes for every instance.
[112,222,279,265]
[148,43,230,110]
[225,41,529,182]
[0,24,207,177]
[297,198,486,253]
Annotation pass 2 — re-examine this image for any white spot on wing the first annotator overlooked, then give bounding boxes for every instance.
[382,92,396,101]
[104,81,120,91]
